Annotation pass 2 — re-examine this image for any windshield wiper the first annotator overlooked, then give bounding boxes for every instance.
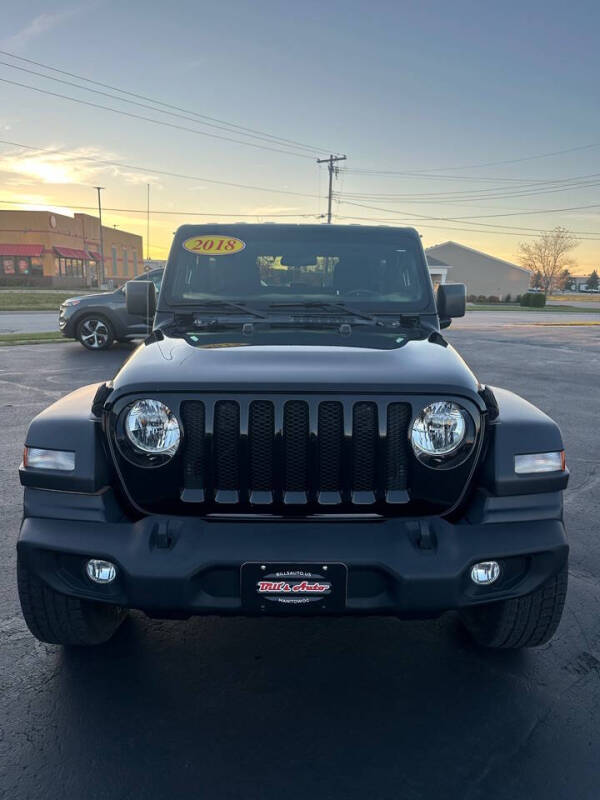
[268,301,381,324]
[190,300,268,319]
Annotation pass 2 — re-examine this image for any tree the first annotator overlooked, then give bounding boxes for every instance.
[518,227,578,294]
[588,270,599,290]
[531,270,543,289]
[558,268,572,291]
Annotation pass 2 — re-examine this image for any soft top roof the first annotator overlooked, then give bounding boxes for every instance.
[172,222,421,239]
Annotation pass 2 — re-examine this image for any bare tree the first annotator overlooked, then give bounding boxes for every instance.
[518,227,578,293]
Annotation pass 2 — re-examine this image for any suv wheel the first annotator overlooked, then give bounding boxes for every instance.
[17,557,127,646]
[460,563,567,648]
[77,315,114,350]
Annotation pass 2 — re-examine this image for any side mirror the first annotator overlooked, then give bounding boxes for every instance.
[126,280,156,317]
[436,283,465,328]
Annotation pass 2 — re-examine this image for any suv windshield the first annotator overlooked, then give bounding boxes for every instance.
[164,225,432,312]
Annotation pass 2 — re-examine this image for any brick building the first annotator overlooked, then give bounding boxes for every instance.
[0,209,144,288]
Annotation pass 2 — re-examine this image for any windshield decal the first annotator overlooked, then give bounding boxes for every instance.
[182,234,246,256]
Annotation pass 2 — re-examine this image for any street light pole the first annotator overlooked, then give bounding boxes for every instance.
[95,186,105,287]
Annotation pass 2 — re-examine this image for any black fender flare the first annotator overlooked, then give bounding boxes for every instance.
[19,383,114,493]
[477,386,568,496]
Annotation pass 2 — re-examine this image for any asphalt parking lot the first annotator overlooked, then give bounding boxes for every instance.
[1,322,599,799]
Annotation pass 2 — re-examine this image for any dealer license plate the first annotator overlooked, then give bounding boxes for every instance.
[241,563,347,612]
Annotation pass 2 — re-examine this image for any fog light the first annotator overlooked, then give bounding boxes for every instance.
[470,560,500,585]
[86,559,117,584]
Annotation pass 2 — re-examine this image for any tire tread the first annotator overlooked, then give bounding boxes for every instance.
[461,563,568,649]
[17,557,125,646]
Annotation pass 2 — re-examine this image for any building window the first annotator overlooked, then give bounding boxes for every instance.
[122,248,128,277]
[2,257,15,275]
[111,246,117,276]
[133,249,138,276]
[30,258,43,276]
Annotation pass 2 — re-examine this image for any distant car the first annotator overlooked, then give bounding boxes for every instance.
[58,269,163,350]
[527,287,544,293]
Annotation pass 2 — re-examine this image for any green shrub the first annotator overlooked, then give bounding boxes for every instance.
[515,294,522,305]
[487,295,500,303]
[520,292,546,307]
[476,295,487,303]
[503,294,512,303]
[467,294,477,303]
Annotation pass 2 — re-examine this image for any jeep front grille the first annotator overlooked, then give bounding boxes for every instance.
[179,397,411,508]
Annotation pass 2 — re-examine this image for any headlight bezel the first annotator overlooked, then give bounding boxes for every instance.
[115,398,182,468]
[410,400,477,470]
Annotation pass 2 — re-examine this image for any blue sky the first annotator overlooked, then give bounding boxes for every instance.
[1,0,599,268]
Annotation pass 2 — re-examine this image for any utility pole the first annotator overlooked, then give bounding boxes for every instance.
[316,154,347,223]
[146,183,150,261]
[95,186,105,287]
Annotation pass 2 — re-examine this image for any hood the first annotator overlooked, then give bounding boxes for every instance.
[110,334,482,404]
[64,290,120,304]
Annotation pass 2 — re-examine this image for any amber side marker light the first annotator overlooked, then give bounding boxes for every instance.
[514,451,565,475]
[23,446,75,471]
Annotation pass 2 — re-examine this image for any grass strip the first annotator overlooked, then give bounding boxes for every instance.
[0,290,107,311]
[467,304,598,313]
[0,331,67,346]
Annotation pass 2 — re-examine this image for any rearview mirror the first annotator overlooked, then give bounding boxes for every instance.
[436,283,465,327]
[126,280,156,317]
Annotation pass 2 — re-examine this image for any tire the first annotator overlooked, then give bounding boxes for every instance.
[17,556,127,646]
[76,314,115,350]
[460,563,568,649]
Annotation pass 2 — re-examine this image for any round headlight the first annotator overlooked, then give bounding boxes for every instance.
[125,399,180,457]
[411,401,466,456]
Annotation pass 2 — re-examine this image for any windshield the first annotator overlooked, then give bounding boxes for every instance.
[164,225,432,312]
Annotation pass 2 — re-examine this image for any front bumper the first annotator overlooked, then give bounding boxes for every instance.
[18,511,568,617]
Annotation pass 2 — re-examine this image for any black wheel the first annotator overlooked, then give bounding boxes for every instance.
[460,563,568,649]
[76,315,114,350]
[17,556,127,646]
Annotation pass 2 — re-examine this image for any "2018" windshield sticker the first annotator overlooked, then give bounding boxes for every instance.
[182,234,246,256]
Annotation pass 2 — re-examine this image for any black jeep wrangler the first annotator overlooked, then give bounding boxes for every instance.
[17,224,569,648]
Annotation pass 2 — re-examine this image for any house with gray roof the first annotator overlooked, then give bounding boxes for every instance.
[425,241,531,298]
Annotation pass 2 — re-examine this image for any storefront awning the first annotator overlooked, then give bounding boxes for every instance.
[87,251,103,261]
[0,244,44,257]
[54,246,89,259]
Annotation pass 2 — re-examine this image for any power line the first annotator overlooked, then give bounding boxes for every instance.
[339,173,600,202]
[3,196,595,238]
[0,137,321,200]
[335,215,600,241]
[338,197,600,225]
[0,59,326,157]
[344,141,600,175]
[0,49,336,156]
[0,198,320,218]
[0,77,318,160]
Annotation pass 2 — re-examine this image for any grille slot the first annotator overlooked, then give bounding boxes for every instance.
[352,402,378,491]
[386,403,411,490]
[214,400,240,490]
[283,401,309,492]
[249,401,274,491]
[181,401,206,489]
[318,402,344,491]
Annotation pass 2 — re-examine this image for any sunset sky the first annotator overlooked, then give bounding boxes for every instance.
[1,0,599,270]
